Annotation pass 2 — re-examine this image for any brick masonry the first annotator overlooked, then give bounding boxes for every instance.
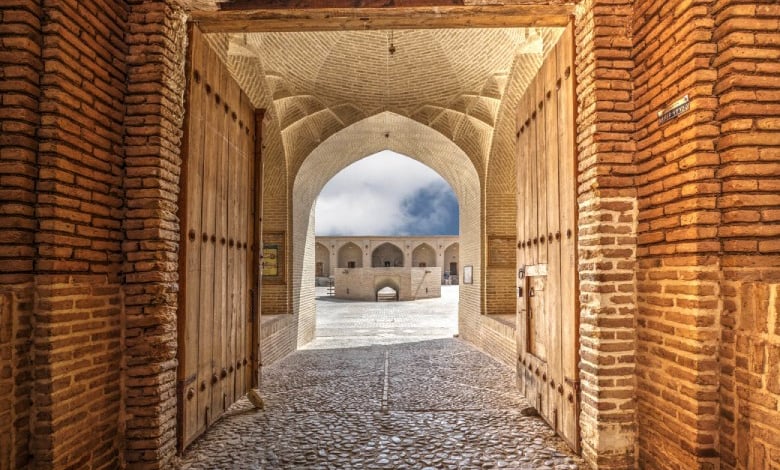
[632,0,721,467]
[574,0,638,467]
[0,0,40,467]
[1,2,779,469]
[713,2,780,469]
[33,0,128,467]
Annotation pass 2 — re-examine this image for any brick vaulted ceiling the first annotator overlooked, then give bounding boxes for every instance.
[201,27,562,177]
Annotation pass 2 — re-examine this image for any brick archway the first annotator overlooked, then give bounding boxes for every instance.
[291,111,481,348]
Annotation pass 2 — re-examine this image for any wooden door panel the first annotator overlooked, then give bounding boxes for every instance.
[515,22,579,453]
[179,26,259,451]
[180,25,206,449]
[543,48,563,437]
[556,24,579,451]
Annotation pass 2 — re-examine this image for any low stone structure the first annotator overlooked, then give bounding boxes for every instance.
[315,236,459,300]
[334,266,442,301]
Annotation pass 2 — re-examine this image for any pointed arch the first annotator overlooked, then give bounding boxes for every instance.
[337,242,363,268]
[292,111,481,347]
[412,243,436,268]
[371,242,405,267]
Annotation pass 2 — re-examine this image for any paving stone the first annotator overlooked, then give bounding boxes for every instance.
[175,292,582,469]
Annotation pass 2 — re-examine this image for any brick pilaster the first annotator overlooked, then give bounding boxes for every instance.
[574,0,638,467]
[122,1,187,467]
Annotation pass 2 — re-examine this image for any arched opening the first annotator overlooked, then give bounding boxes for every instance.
[337,242,363,268]
[411,243,436,268]
[292,112,480,348]
[443,242,460,285]
[371,242,404,268]
[376,287,399,301]
[374,278,401,302]
[315,242,330,279]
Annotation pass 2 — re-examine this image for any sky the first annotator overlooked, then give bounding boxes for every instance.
[315,151,459,236]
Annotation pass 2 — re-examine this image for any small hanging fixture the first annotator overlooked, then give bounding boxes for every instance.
[388,30,396,56]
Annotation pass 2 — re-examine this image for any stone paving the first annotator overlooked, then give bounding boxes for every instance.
[175,286,582,469]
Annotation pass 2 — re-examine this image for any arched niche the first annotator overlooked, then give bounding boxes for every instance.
[443,242,460,276]
[337,242,363,268]
[411,243,436,267]
[315,242,331,277]
[371,242,404,267]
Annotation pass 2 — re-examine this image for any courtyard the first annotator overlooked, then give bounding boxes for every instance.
[175,287,582,469]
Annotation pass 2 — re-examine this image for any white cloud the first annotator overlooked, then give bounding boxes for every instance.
[315,151,458,236]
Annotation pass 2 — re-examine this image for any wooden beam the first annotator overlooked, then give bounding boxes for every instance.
[190,5,574,33]
[220,0,467,9]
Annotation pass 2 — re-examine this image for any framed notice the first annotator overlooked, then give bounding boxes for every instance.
[262,231,285,284]
[262,245,279,276]
[463,265,473,284]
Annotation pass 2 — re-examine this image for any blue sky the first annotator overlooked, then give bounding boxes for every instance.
[315,151,459,236]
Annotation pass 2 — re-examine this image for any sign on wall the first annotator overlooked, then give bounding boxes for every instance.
[262,245,279,276]
[262,231,285,284]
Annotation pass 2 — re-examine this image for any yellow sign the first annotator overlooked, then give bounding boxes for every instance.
[262,245,278,277]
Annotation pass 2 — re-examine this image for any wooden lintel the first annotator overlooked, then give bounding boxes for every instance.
[190,5,574,33]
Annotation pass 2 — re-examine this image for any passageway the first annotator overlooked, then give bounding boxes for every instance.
[176,288,581,469]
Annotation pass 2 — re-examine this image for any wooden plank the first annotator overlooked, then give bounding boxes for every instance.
[235,93,249,398]
[535,75,547,265]
[243,102,257,393]
[222,0,520,10]
[219,74,231,411]
[243,101,254,393]
[251,109,264,389]
[556,23,579,452]
[191,5,574,33]
[528,78,538,267]
[515,99,527,358]
[232,79,244,403]
[234,98,244,400]
[179,24,204,449]
[543,47,563,435]
[199,41,221,429]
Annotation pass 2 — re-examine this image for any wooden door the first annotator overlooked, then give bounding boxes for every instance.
[515,23,579,452]
[177,26,259,451]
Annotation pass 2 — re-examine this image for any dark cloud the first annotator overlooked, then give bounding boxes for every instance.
[397,181,459,235]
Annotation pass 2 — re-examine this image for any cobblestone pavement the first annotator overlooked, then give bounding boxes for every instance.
[176,287,582,469]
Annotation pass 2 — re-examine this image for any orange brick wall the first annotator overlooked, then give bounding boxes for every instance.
[630,1,780,469]
[632,0,721,467]
[33,0,128,467]
[713,1,780,469]
[0,1,40,467]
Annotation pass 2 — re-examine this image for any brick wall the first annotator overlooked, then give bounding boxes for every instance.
[32,0,129,467]
[0,1,40,467]
[260,140,289,316]
[631,0,721,467]
[713,1,780,468]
